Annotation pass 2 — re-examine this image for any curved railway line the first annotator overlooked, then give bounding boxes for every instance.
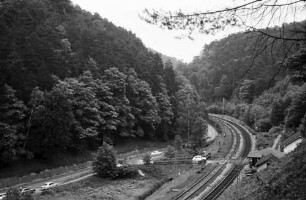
[172,115,252,200]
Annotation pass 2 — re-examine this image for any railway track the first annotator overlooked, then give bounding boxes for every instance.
[200,115,252,200]
[172,116,243,200]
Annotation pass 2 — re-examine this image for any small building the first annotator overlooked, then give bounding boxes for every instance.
[255,154,281,172]
[280,132,303,154]
[247,151,262,166]
[247,148,284,171]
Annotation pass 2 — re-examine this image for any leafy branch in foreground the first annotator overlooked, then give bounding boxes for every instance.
[141,0,306,40]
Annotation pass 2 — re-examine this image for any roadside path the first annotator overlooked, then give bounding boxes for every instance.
[207,124,218,142]
[272,134,281,150]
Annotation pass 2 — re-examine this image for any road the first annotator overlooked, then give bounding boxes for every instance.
[0,151,165,194]
[0,124,220,195]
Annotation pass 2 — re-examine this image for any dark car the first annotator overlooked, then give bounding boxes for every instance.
[20,187,36,195]
[202,151,211,159]
[204,153,211,159]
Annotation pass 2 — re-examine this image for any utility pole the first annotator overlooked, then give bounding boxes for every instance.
[222,97,225,115]
[187,93,190,145]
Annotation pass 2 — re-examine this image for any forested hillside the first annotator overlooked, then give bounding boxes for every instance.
[181,20,306,199]
[179,22,305,103]
[0,0,209,168]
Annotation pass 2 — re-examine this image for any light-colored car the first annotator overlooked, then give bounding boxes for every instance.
[0,193,6,200]
[20,187,36,195]
[192,155,206,163]
[151,150,162,156]
[41,182,59,191]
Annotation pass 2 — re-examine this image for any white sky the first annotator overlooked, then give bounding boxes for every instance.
[71,0,305,63]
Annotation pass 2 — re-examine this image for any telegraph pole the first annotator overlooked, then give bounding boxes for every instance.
[187,93,190,145]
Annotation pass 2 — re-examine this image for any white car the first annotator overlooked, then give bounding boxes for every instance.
[20,187,36,195]
[151,150,162,156]
[0,193,6,200]
[41,182,59,191]
[192,155,206,163]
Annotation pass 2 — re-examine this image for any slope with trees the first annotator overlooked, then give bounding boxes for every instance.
[0,0,209,172]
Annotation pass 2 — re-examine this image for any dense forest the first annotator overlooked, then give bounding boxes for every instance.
[178,22,306,143]
[0,0,208,167]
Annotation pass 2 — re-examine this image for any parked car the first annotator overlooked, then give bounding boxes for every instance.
[202,150,211,159]
[20,187,36,195]
[41,182,59,191]
[246,169,257,176]
[151,150,162,156]
[0,193,6,200]
[204,152,211,159]
[192,155,206,163]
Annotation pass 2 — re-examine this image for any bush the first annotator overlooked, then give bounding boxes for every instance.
[207,104,222,114]
[164,145,176,158]
[173,134,183,151]
[137,178,172,200]
[92,142,117,178]
[255,118,272,132]
[40,189,55,197]
[115,166,138,179]
[20,194,34,200]
[142,153,152,165]
[5,188,20,200]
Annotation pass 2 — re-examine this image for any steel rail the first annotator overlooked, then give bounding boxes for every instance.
[172,117,240,200]
[200,115,252,200]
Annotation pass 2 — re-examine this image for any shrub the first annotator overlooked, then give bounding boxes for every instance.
[207,104,222,114]
[164,145,176,158]
[115,166,138,179]
[173,134,183,151]
[5,188,20,200]
[40,189,55,197]
[92,142,117,178]
[255,118,272,132]
[142,153,151,165]
[20,194,34,200]
[137,178,172,200]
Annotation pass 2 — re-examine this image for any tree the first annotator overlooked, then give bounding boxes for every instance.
[190,116,208,151]
[239,79,255,103]
[196,101,208,120]
[164,145,176,158]
[270,99,285,126]
[214,75,232,100]
[0,85,26,165]
[143,153,152,165]
[284,46,306,83]
[156,89,174,140]
[102,68,134,138]
[164,60,179,96]
[141,0,306,41]
[173,134,183,152]
[92,142,117,178]
[298,113,306,137]
[126,69,160,137]
[285,83,306,129]
[176,83,199,141]
[142,1,306,82]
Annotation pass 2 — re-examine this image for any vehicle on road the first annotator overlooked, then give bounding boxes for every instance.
[20,187,36,195]
[151,150,162,156]
[0,193,6,200]
[192,155,206,163]
[41,182,59,191]
[202,150,211,159]
[204,152,211,159]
